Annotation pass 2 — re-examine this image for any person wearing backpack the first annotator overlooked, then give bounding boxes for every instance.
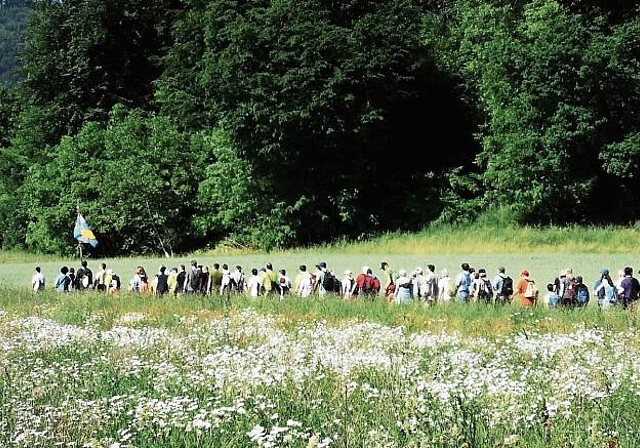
[574,276,590,307]
[356,266,374,300]
[542,283,560,308]
[619,266,640,310]
[278,269,292,298]
[341,270,356,300]
[31,266,45,293]
[423,264,438,303]
[155,265,169,296]
[493,266,513,304]
[393,269,413,304]
[559,268,577,307]
[455,263,472,303]
[473,269,493,304]
[594,268,616,310]
[515,270,538,307]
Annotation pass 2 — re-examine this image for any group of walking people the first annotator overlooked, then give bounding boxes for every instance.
[30,259,640,310]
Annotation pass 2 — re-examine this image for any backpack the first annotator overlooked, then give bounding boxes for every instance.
[359,274,374,296]
[500,276,514,297]
[322,271,339,293]
[561,277,575,300]
[576,284,589,304]
[370,276,381,293]
[605,283,618,303]
[524,280,538,299]
[232,274,245,292]
[477,279,492,300]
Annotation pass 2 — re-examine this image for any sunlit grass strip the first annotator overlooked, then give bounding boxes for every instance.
[323,224,640,255]
[2,288,640,337]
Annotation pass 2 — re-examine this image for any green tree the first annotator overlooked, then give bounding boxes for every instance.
[443,0,640,223]
[0,0,183,251]
[19,0,181,142]
[21,106,209,255]
[161,0,477,248]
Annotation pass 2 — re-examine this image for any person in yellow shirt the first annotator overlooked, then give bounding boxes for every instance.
[167,267,178,296]
[261,263,278,298]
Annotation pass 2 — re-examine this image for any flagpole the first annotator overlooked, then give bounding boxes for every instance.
[76,203,81,259]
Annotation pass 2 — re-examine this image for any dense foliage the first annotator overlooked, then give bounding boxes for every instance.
[0,0,638,255]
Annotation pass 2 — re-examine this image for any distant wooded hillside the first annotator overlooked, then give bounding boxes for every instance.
[0,0,32,86]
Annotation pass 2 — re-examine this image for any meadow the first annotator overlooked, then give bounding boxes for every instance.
[2,225,640,447]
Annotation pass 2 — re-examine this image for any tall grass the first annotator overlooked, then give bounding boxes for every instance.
[2,288,638,336]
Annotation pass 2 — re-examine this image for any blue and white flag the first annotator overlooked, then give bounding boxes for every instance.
[74,213,98,247]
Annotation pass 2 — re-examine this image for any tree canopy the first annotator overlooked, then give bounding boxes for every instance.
[0,0,639,255]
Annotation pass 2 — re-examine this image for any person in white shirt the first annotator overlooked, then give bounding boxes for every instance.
[341,270,356,300]
[296,265,314,298]
[31,266,45,292]
[245,268,261,297]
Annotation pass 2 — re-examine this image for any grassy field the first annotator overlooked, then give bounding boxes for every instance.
[2,225,640,447]
[1,289,640,447]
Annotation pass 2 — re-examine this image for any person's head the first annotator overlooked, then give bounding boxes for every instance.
[35,266,41,273]
[101,263,106,270]
[441,268,449,278]
[81,260,88,268]
[222,263,228,270]
[601,267,610,278]
[624,266,633,277]
[317,262,327,269]
[191,259,197,267]
[521,270,530,277]
[280,269,286,275]
[380,261,389,271]
[180,264,185,271]
[498,266,505,274]
[461,262,470,272]
[236,265,242,271]
[398,269,407,277]
[299,265,307,272]
[344,269,352,277]
[362,266,369,274]
[576,276,583,284]
[367,268,373,275]
[213,263,220,269]
[171,267,178,273]
[547,283,554,292]
[427,264,435,273]
[266,262,273,270]
[252,268,258,276]
[160,265,166,274]
[69,267,75,274]
[61,266,69,274]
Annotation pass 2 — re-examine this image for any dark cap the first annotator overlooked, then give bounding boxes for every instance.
[380,261,388,269]
[317,261,327,268]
